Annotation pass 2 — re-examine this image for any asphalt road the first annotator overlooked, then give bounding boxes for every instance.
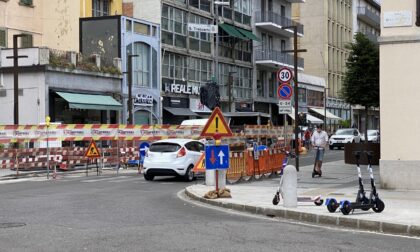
[0,150,419,252]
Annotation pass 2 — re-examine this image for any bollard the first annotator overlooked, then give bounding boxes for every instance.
[282,165,297,208]
[205,170,226,189]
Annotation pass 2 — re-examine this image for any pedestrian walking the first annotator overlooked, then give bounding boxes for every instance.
[311,125,328,176]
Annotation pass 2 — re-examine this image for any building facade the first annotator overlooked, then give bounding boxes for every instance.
[379,0,420,189]
[0,0,122,51]
[293,0,352,131]
[0,47,122,125]
[80,16,162,124]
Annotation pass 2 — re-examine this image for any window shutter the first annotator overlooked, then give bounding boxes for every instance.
[0,30,6,47]
[21,34,33,48]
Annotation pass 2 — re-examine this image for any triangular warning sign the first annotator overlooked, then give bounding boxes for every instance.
[200,107,233,137]
[85,140,101,158]
[192,153,206,173]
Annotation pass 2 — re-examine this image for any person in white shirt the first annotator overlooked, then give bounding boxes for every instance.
[311,125,329,176]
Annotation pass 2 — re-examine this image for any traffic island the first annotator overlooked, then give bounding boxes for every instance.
[184,184,420,238]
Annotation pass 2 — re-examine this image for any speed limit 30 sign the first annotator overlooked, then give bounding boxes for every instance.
[277,67,293,83]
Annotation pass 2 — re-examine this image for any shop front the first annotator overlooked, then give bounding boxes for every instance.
[133,88,160,125]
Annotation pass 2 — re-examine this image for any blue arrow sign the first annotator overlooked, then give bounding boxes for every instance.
[205,145,230,170]
[139,142,150,157]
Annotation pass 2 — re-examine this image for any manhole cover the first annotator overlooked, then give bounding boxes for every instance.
[0,223,26,228]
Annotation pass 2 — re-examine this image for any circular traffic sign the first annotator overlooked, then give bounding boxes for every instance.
[277,67,293,83]
[278,83,293,99]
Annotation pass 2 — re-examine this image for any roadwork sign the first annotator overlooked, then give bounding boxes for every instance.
[85,141,101,158]
[205,145,229,170]
[200,107,233,137]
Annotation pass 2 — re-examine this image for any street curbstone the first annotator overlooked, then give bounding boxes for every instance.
[381,222,409,236]
[301,212,317,223]
[318,215,338,226]
[220,202,233,209]
[338,217,358,229]
[284,210,301,221]
[359,219,381,232]
[408,225,420,237]
[231,203,245,211]
[255,206,266,215]
[244,205,257,214]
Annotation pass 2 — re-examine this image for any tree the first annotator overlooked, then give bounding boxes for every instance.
[342,33,379,143]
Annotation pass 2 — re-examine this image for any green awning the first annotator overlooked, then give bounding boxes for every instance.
[237,27,261,42]
[56,92,122,111]
[218,23,247,40]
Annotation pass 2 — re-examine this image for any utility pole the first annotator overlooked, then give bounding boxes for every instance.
[324,87,330,133]
[126,54,138,125]
[6,34,28,125]
[282,26,306,171]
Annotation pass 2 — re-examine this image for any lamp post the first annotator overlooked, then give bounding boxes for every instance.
[324,87,330,133]
[126,54,139,125]
[281,26,307,171]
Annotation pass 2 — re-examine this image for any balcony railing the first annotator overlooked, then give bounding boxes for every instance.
[255,49,304,69]
[255,11,304,35]
[357,7,380,27]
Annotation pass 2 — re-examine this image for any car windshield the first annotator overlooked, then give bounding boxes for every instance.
[335,129,354,135]
[149,143,181,153]
[368,131,377,136]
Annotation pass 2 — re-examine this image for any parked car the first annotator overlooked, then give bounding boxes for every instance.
[361,130,380,143]
[143,139,204,181]
[329,128,361,150]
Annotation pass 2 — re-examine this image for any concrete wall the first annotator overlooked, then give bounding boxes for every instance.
[379,0,420,189]
[125,0,161,24]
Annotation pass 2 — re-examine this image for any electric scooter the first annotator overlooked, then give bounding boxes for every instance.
[272,150,323,206]
[312,146,324,178]
[325,151,385,215]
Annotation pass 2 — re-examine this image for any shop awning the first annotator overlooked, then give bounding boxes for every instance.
[310,107,342,120]
[164,107,198,116]
[56,92,122,111]
[237,27,261,42]
[307,114,324,124]
[218,23,247,40]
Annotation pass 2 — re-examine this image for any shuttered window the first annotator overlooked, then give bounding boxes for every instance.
[20,34,33,48]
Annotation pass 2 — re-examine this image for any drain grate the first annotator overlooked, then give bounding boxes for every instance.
[0,223,26,229]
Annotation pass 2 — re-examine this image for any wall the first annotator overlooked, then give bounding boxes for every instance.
[379,0,420,189]
[129,0,161,24]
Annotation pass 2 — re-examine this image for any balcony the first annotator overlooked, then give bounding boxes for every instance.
[255,11,304,37]
[357,7,380,29]
[255,49,304,70]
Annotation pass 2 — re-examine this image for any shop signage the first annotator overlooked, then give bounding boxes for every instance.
[188,24,218,34]
[384,11,412,28]
[133,93,153,107]
[164,83,200,95]
[190,98,211,113]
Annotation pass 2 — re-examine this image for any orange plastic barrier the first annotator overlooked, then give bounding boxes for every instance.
[226,152,246,180]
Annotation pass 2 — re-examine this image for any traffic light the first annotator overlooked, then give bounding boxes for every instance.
[200,81,220,110]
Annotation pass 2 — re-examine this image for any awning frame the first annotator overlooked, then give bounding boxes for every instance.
[56,92,122,111]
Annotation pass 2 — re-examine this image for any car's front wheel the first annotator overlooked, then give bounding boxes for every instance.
[143,173,154,181]
[184,165,195,182]
[329,145,333,150]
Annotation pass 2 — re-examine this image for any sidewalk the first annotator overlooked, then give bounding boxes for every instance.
[185,160,420,237]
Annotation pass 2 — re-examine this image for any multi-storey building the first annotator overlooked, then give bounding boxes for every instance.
[352,0,381,131]
[0,0,122,51]
[293,0,352,131]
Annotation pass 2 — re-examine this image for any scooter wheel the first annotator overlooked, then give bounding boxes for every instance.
[312,171,315,178]
[340,201,352,215]
[272,195,280,205]
[361,197,371,211]
[327,199,338,213]
[372,199,385,213]
[314,199,324,206]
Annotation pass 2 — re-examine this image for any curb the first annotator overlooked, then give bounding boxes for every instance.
[184,188,420,238]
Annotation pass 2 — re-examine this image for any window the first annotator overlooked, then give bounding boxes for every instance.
[20,34,33,48]
[189,0,211,12]
[0,29,6,48]
[218,63,252,100]
[189,14,211,53]
[132,42,151,87]
[134,22,150,35]
[161,5,187,48]
[235,40,251,62]
[188,57,211,84]
[234,0,251,25]
[162,52,187,81]
[20,0,33,6]
[92,0,110,17]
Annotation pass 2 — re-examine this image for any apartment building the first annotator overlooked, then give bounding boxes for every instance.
[293,0,352,131]
[0,0,122,51]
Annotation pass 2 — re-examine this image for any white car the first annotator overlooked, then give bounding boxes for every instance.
[329,128,361,150]
[361,130,380,143]
[143,139,204,181]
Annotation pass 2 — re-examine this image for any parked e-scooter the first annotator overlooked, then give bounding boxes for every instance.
[325,151,385,215]
[272,149,323,206]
